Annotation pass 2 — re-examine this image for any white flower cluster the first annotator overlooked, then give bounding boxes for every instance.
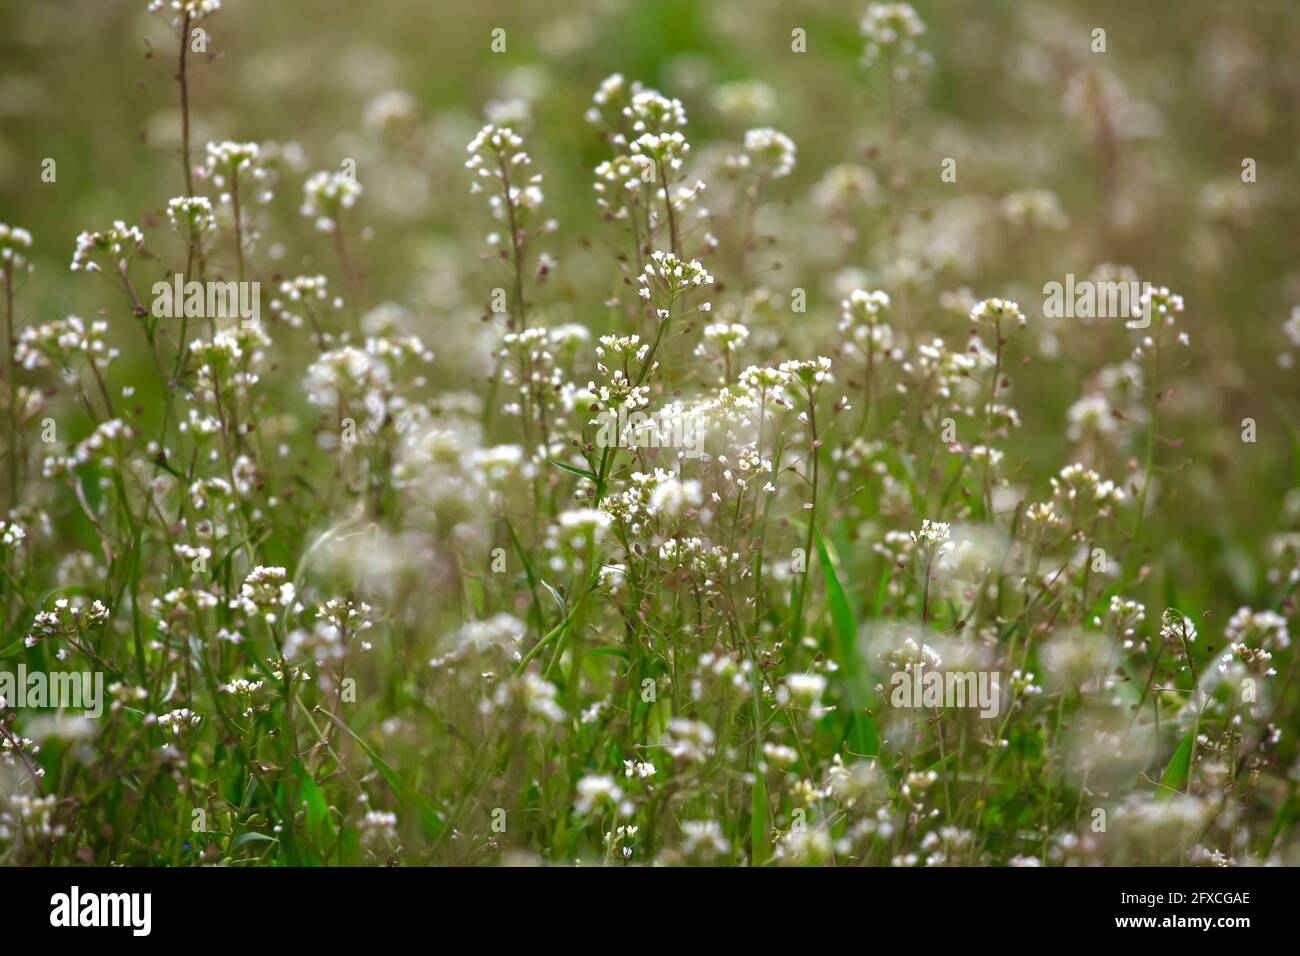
[712,80,777,123]
[681,820,730,860]
[637,250,714,309]
[814,164,880,212]
[70,221,144,273]
[465,124,527,182]
[1049,463,1126,508]
[223,677,263,695]
[27,597,110,645]
[626,90,687,134]
[43,419,135,477]
[230,566,300,623]
[1106,596,1148,646]
[905,338,976,400]
[840,288,894,355]
[274,274,337,331]
[910,519,954,560]
[0,520,24,550]
[860,3,927,68]
[466,127,541,209]
[360,810,399,851]
[575,774,623,814]
[1001,190,1068,231]
[301,170,363,233]
[593,154,648,219]
[16,315,117,372]
[969,297,1026,329]
[1283,305,1300,350]
[778,356,834,394]
[695,322,749,356]
[1225,607,1291,650]
[147,0,220,22]
[204,141,269,203]
[166,195,216,241]
[742,127,797,179]
[1,794,64,841]
[157,708,202,735]
[0,223,33,277]
[630,130,689,175]
[556,507,613,544]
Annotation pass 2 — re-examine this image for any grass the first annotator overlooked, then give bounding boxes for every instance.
[0,0,1298,867]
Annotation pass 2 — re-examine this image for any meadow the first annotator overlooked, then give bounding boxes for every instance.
[1,0,1299,866]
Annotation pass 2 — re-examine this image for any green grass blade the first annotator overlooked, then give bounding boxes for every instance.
[1156,728,1193,799]
[814,528,879,756]
[322,711,445,838]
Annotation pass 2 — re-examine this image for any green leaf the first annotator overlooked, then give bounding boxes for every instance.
[539,579,568,614]
[816,530,855,658]
[581,646,630,660]
[750,761,771,867]
[814,529,879,756]
[748,648,772,867]
[231,831,278,849]
[293,759,333,846]
[505,516,546,631]
[1157,729,1193,799]
[547,456,597,481]
[871,562,890,618]
[322,712,445,838]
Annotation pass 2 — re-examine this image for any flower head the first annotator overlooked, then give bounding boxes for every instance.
[743,127,797,178]
[301,170,363,233]
[70,221,143,274]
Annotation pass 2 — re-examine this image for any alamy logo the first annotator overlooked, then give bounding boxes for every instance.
[889,661,1001,718]
[1042,273,1152,328]
[151,273,260,327]
[49,886,151,936]
[0,665,103,718]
